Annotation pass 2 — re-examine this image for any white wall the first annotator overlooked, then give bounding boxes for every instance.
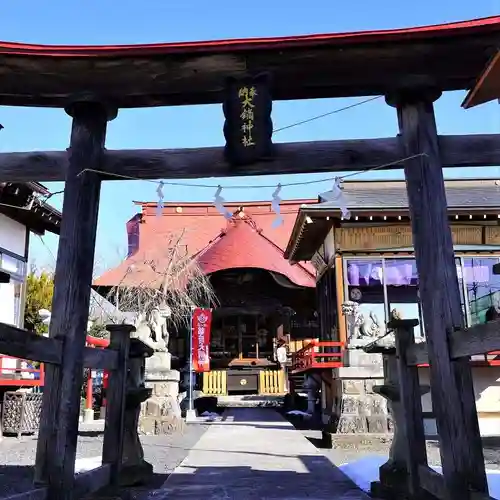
[0,213,26,257]
[420,366,500,436]
[0,213,27,330]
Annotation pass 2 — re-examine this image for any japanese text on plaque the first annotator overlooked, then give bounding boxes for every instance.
[238,86,257,147]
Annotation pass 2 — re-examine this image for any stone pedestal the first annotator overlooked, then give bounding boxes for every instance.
[335,366,388,433]
[83,408,94,423]
[139,352,184,435]
[344,346,383,369]
[335,342,389,434]
[145,351,172,372]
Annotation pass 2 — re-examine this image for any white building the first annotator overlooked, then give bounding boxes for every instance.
[0,182,60,380]
[0,182,60,327]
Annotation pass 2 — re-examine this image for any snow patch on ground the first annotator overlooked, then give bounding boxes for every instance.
[200,411,221,421]
[286,410,311,418]
[339,456,500,499]
[74,455,102,473]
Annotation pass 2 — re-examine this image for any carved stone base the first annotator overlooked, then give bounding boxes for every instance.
[140,369,184,435]
[335,367,389,434]
[345,346,383,368]
[145,351,172,372]
[139,400,185,435]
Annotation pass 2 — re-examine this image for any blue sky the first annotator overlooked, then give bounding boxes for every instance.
[0,1,498,272]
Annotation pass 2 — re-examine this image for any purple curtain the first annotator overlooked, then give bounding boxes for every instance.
[347,260,383,286]
[459,259,490,284]
[347,258,493,287]
[347,259,417,286]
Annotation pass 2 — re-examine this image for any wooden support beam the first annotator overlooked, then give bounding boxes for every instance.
[83,346,118,370]
[102,324,133,486]
[390,89,488,499]
[35,101,114,500]
[0,134,499,182]
[73,464,111,499]
[0,323,118,369]
[0,323,62,365]
[450,320,500,359]
[3,488,48,500]
[419,465,447,500]
[392,319,428,496]
[406,320,500,366]
[405,342,430,366]
[419,465,495,500]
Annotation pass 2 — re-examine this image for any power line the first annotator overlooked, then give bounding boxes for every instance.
[273,96,381,133]
[79,153,426,190]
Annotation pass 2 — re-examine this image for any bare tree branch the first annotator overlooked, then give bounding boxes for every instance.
[102,229,217,328]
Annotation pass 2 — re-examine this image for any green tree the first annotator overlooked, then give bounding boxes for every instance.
[87,322,110,339]
[24,270,54,334]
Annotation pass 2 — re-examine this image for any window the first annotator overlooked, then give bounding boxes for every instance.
[345,259,386,338]
[0,250,27,328]
[344,255,500,338]
[384,258,423,337]
[0,280,23,327]
[1,253,26,277]
[460,257,500,326]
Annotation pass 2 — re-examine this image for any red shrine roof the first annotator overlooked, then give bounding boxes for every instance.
[0,16,498,107]
[2,16,498,56]
[463,50,500,108]
[94,199,316,289]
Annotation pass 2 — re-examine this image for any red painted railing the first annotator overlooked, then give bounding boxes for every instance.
[486,351,500,366]
[86,335,109,348]
[291,340,344,374]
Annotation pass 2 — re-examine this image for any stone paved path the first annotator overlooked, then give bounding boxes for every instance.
[146,408,370,499]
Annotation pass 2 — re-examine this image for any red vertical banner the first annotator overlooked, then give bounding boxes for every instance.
[192,308,212,372]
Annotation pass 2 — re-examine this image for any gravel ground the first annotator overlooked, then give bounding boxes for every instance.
[0,423,209,499]
[3,413,500,498]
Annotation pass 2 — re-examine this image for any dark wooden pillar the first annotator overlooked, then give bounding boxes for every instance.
[35,101,117,499]
[387,89,488,498]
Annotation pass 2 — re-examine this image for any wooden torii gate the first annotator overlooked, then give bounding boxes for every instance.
[0,15,499,500]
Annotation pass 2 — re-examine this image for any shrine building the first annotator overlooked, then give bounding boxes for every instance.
[94,198,318,397]
[285,178,500,435]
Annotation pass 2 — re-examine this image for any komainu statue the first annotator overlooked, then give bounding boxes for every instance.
[342,301,381,342]
[133,305,171,352]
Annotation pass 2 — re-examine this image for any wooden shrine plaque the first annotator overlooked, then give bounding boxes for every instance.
[223,74,273,166]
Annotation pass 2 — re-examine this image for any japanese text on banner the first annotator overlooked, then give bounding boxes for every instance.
[192,308,212,372]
